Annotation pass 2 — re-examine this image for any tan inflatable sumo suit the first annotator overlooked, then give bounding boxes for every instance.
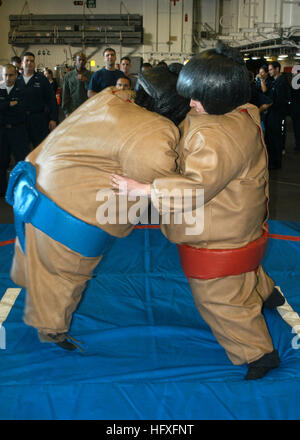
[152,103,276,366]
[9,87,180,342]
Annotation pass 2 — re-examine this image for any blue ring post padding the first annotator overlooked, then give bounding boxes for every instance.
[6,161,113,258]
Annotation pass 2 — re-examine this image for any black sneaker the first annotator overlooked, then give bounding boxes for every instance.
[264,287,285,309]
[245,350,280,380]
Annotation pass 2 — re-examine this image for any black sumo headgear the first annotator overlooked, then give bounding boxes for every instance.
[136,66,178,100]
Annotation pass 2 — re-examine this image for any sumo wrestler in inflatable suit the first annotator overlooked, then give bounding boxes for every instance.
[6,66,190,351]
[112,43,285,380]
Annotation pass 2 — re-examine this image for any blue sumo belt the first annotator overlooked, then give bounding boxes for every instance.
[6,161,113,257]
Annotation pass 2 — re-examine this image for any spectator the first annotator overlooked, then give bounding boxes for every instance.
[61,65,72,83]
[16,52,57,148]
[119,56,137,89]
[115,77,131,91]
[44,68,60,123]
[88,48,125,98]
[141,62,152,73]
[62,53,92,117]
[290,68,300,153]
[256,65,273,95]
[0,64,29,196]
[0,83,5,193]
[156,61,168,68]
[10,56,23,75]
[168,62,183,75]
[44,68,58,94]
[265,61,291,169]
[249,70,272,132]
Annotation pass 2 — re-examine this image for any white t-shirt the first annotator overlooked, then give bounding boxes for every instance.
[6,85,14,94]
[23,75,33,84]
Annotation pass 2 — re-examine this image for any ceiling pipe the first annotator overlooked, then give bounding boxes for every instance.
[240,43,299,52]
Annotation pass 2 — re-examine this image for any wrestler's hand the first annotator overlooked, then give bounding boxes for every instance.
[110,174,151,196]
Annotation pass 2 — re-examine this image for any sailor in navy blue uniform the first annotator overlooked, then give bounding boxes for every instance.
[265,61,292,169]
[17,52,57,148]
[0,64,30,196]
[0,75,6,196]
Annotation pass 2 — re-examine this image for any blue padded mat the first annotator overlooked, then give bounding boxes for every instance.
[0,221,300,420]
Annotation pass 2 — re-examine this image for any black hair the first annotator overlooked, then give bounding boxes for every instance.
[121,56,131,63]
[103,47,116,56]
[269,61,281,72]
[259,64,269,73]
[156,61,168,68]
[10,56,21,64]
[134,67,190,126]
[168,62,184,75]
[117,76,131,86]
[45,68,53,76]
[141,62,152,72]
[22,51,35,60]
[177,41,251,115]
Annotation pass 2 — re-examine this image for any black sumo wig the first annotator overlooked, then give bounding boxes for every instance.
[177,41,251,115]
[134,66,190,126]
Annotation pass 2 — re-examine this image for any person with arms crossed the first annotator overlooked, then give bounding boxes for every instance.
[16,52,57,148]
[0,64,29,196]
[62,53,92,117]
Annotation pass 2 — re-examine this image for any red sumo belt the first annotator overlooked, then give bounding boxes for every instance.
[177,227,269,280]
